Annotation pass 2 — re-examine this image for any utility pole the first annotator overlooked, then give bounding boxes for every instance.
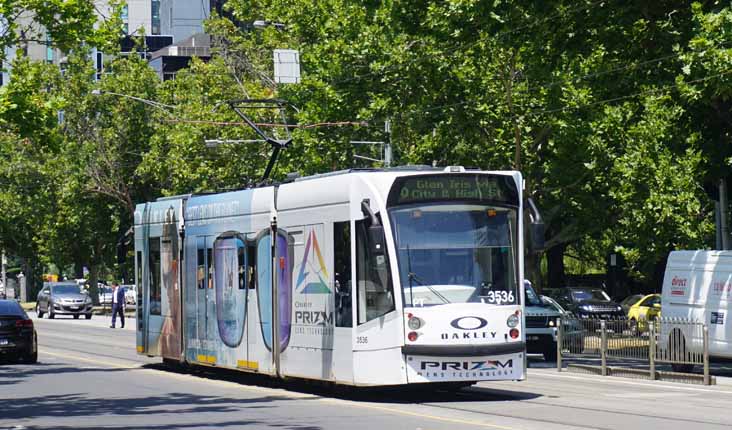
[1,251,5,299]
[721,178,729,250]
[384,120,392,168]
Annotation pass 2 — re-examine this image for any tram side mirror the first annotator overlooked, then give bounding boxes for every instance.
[530,222,545,252]
[361,198,386,256]
[369,224,386,256]
[527,197,545,252]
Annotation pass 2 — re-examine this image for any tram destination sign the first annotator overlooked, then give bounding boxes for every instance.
[388,174,519,206]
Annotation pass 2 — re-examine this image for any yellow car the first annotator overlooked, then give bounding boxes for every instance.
[627,293,661,331]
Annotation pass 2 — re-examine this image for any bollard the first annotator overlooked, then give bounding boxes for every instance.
[649,320,656,380]
[601,320,607,376]
[557,318,563,372]
[703,324,710,385]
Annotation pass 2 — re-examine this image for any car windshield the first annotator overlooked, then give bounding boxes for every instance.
[389,203,518,307]
[542,296,565,313]
[571,288,611,302]
[524,282,544,307]
[100,287,111,294]
[51,284,80,294]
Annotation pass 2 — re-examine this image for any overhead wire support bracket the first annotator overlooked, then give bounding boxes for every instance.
[224,99,298,183]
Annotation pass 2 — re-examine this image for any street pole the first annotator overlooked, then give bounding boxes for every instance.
[721,178,729,250]
[384,120,392,168]
[1,251,5,300]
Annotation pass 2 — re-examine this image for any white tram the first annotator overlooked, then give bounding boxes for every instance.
[134,166,543,386]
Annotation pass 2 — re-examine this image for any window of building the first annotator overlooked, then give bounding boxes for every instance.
[95,52,103,81]
[151,1,161,35]
[334,221,352,327]
[148,238,161,315]
[120,4,129,34]
[356,218,394,325]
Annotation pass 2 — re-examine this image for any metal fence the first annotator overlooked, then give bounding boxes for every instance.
[557,316,711,385]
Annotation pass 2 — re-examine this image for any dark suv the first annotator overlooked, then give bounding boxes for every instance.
[555,287,625,319]
[0,299,37,363]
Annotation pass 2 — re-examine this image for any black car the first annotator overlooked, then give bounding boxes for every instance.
[555,287,625,319]
[0,300,37,363]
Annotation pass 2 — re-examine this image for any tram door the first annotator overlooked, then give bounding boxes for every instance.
[195,236,215,363]
[256,229,293,376]
[159,210,182,360]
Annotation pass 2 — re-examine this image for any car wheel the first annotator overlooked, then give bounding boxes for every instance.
[543,344,558,362]
[73,314,79,319]
[629,318,638,332]
[25,341,38,364]
[85,313,92,320]
[36,303,44,318]
[48,305,55,319]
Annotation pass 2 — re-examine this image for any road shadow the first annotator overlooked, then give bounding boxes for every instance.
[0,391,307,422]
[0,362,134,386]
[145,362,542,404]
[1,421,321,430]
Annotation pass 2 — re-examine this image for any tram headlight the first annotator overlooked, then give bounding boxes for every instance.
[408,316,422,330]
[506,314,520,328]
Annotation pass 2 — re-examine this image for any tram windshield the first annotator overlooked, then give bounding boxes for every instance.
[389,203,518,307]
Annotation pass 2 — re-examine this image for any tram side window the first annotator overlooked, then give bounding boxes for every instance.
[136,251,143,320]
[356,218,394,325]
[149,238,161,316]
[334,221,352,327]
[197,248,205,289]
[238,242,246,289]
[247,239,257,289]
[207,248,213,289]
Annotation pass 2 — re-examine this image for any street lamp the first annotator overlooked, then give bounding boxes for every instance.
[90,89,176,114]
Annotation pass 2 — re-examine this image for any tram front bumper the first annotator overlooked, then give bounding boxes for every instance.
[403,342,525,383]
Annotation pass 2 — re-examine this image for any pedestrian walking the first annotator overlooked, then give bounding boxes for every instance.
[110,282,125,329]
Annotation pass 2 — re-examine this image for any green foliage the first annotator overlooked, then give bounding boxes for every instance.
[1,0,732,288]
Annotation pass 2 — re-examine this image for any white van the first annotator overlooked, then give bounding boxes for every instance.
[661,250,732,359]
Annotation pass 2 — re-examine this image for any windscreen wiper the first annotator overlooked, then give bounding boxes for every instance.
[407,271,451,304]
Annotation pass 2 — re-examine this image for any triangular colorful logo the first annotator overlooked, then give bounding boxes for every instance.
[295,230,331,294]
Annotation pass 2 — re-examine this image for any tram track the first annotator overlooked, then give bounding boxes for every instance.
[33,321,732,430]
[422,390,730,430]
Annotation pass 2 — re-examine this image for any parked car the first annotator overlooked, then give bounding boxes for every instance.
[36,282,93,320]
[627,293,661,331]
[524,281,562,361]
[620,294,645,315]
[0,299,37,363]
[555,286,625,319]
[98,286,113,305]
[123,285,136,305]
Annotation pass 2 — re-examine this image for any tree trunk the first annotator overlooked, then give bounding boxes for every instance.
[74,260,84,279]
[524,250,543,293]
[546,243,567,291]
[88,265,100,306]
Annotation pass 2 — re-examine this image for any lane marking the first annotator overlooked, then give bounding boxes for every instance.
[40,348,522,430]
[528,370,732,395]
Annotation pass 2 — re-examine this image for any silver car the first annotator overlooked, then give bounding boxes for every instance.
[98,286,113,305]
[36,282,93,320]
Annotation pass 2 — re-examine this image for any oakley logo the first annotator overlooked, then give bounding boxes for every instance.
[450,316,488,331]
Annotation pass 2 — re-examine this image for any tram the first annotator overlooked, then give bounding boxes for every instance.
[134,166,544,386]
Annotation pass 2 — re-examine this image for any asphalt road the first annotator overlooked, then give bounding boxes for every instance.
[2,312,732,430]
